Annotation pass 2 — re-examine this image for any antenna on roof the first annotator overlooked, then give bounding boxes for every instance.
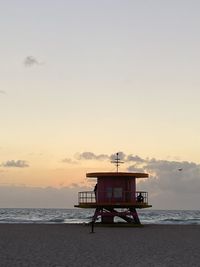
[111,152,124,172]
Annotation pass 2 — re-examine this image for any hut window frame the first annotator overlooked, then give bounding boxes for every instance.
[113,187,123,199]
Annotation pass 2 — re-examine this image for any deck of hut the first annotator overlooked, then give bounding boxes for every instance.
[75,171,152,225]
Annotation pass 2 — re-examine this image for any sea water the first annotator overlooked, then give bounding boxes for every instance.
[0,208,200,224]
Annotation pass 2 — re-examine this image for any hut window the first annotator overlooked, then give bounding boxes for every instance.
[113,187,122,199]
[106,187,112,198]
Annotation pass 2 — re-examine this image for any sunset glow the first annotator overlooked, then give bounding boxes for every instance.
[1,1,200,208]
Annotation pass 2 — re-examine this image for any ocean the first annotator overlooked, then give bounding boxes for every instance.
[0,208,200,224]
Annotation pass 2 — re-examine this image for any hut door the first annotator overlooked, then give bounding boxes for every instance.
[106,187,112,200]
[126,179,131,202]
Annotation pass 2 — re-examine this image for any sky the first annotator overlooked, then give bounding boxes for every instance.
[0,0,200,209]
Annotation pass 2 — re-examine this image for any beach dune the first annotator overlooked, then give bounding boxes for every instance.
[0,224,199,266]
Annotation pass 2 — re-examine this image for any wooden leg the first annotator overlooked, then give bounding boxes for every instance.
[91,207,101,232]
[130,207,141,224]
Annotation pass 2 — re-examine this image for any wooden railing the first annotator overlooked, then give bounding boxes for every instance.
[78,191,149,205]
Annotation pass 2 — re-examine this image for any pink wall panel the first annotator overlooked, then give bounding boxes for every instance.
[96,177,136,203]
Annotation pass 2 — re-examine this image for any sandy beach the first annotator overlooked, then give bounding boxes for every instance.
[0,224,199,267]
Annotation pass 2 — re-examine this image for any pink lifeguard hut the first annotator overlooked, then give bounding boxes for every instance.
[75,153,152,225]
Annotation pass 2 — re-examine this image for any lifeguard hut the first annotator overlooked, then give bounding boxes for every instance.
[75,153,152,225]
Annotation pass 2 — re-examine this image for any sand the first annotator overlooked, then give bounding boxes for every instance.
[0,224,199,267]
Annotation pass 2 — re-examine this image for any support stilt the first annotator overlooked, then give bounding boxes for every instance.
[130,207,141,224]
[90,207,101,232]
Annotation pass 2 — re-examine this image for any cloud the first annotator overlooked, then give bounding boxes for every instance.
[125,155,200,191]
[1,160,29,168]
[24,56,41,67]
[110,151,126,161]
[75,151,145,163]
[126,154,145,163]
[75,151,127,161]
[137,163,200,209]
[127,165,145,172]
[76,152,109,161]
[132,158,200,209]
[61,158,78,164]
